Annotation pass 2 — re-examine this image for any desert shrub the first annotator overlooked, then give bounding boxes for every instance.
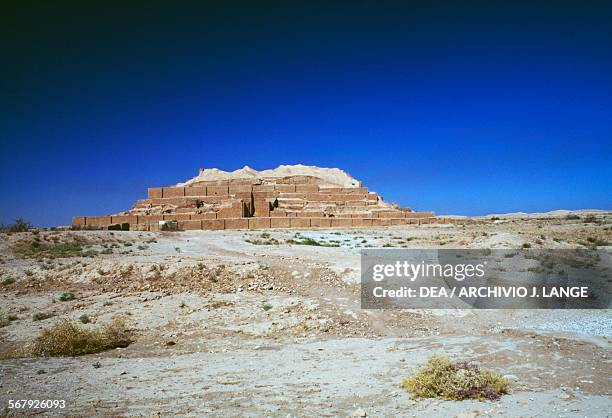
[261,302,273,311]
[586,237,609,247]
[400,355,509,401]
[32,312,55,321]
[30,317,131,357]
[79,314,91,324]
[286,237,340,247]
[19,241,98,259]
[522,243,531,249]
[0,218,31,233]
[246,238,280,245]
[58,292,76,302]
[565,214,580,220]
[0,315,10,327]
[2,277,16,285]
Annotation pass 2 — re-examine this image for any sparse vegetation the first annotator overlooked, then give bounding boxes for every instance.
[286,237,340,247]
[33,312,55,321]
[261,302,273,311]
[400,355,509,401]
[246,237,280,245]
[522,243,532,249]
[18,241,98,259]
[2,277,16,285]
[29,317,132,357]
[79,314,91,324]
[58,292,76,302]
[586,237,610,247]
[0,218,31,233]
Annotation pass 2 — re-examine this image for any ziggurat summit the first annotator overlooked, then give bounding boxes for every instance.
[72,165,435,230]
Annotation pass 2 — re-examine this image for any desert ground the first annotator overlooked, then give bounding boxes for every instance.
[1,211,611,417]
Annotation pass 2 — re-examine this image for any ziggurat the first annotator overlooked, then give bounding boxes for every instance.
[72,165,435,230]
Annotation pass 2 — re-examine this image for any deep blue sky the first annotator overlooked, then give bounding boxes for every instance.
[1,1,611,226]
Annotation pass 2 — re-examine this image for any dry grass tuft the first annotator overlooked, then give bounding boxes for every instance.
[29,317,132,357]
[400,355,509,401]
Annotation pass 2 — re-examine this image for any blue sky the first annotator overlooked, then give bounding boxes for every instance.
[1,1,611,226]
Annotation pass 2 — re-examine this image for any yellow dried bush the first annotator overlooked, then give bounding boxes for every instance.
[400,355,509,401]
[30,317,131,357]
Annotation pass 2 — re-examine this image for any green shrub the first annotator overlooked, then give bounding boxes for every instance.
[58,292,76,302]
[2,277,16,285]
[400,355,509,401]
[79,315,91,324]
[33,312,55,321]
[522,243,531,249]
[261,302,273,311]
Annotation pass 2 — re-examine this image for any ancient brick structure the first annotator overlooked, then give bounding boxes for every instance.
[72,166,435,230]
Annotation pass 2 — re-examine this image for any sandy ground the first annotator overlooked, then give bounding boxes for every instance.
[0,213,611,417]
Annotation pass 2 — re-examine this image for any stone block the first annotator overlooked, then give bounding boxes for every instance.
[295,184,319,193]
[148,188,163,198]
[290,218,310,228]
[274,184,296,192]
[305,193,332,201]
[207,185,229,196]
[311,218,332,228]
[377,211,403,218]
[217,206,243,218]
[185,186,207,196]
[248,218,271,229]
[345,201,367,207]
[330,193,364,201]
[297,211,325,217]
[270,217,291,228]
[72,216,86,226]
[191,212,217,220]
[224,218,249,229]
[331,218,352,228]
[179,220,202,230]
[86,216,111,226]
[163,214,190,221]
[352,218,373,227]
[340,187,369,194]
[252,191,279,199]
[277,193,306,199]
[110,215,137,224]
[202,219,224,230]
[163,187,185,197]
[253,184,275,192]
[229,185,252,194]
[319,187,342,193]
[139,215,163,224]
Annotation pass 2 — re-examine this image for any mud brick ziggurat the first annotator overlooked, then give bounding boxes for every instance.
[72,165,436,230]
